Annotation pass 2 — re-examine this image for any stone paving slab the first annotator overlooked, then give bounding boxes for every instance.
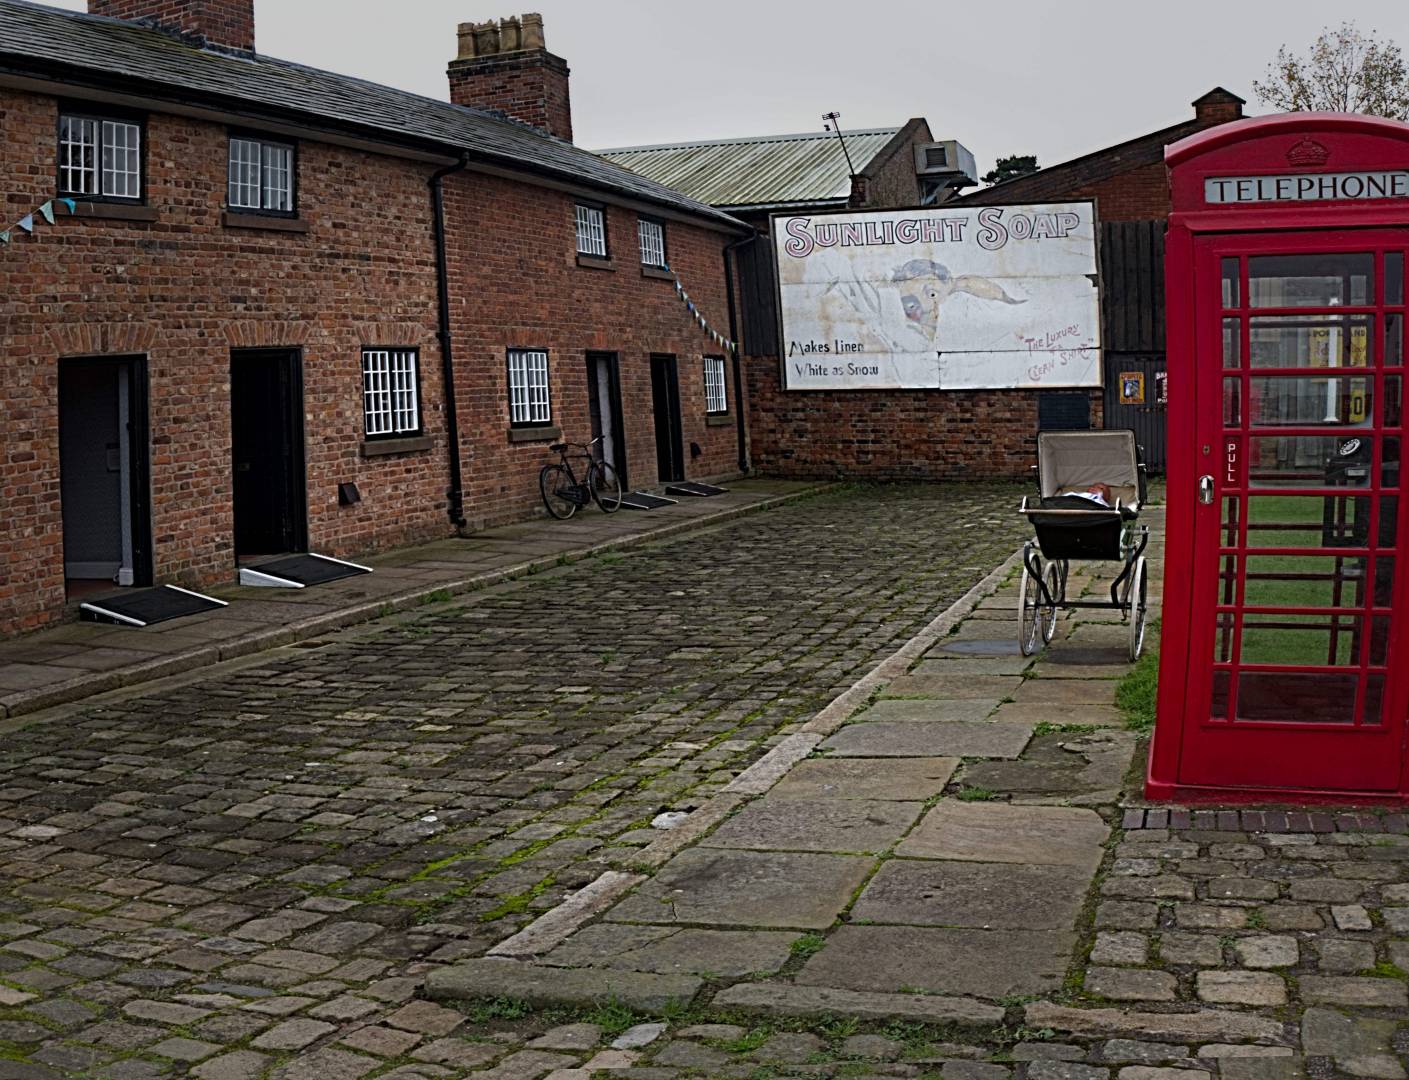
[766,757,960,800]
[897,801,1109,868]
[849,858,1091,929]
[541,924,798,977]
[712,981,1004,1027]
[604,848,873,930]
[909,656,1034,675]
[796,925,1077,998]
[878,674,1023,699]
[700,796,924,854]
[847,698,1002,723]
[424,957,701,1011]
[820,719,1033,758]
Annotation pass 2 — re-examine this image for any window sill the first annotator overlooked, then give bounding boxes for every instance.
[61,201,158,223]
[706,413,733,427]
[508,425,561,444]
[222,210,309,233]
[575,254,615,271]
[361,435,433,457]
[641,265,674,281]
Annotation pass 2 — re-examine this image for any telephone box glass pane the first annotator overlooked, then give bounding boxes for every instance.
[1236,672,1358,723]
[1217,555,1238,605]
[1246,494,1367,549]
[1211,670,1230,719]
[1386,376,1402,427]
[1384,437,1401,487]
[1214,612,1235,662]
[1370,616,1390,664]
[1387,253,1404,306]
[1249,315,1374,368]
[1380,496,1399,546]
[1223,318,1241,368]
[1248,435,1371,487]
[1363,674,1386,726]
[1239,613,1361,666]
[1373,556,1396,605]
[1247,376,1371,427]
[1221,498,1240,547]
[1223,379,1241,425]
[1243,554,1366,608]
[1248,253,1373,307]
[1387,314,1403,367]
[1221,258,1240,308]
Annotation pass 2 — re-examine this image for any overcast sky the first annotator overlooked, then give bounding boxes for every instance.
[49,0,1409,175]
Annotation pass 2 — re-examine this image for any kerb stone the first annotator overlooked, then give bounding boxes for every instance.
[423,957,700,1012]
[711,982,1002,1028]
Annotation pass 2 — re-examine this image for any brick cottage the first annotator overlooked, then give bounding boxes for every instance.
[0,0,747,634]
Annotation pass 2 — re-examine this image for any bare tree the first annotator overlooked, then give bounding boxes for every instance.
[1254,22,1409,120]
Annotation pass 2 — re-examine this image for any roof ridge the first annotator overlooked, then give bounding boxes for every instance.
[598,126,904,155]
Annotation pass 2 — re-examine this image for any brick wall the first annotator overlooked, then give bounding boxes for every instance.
[0,88,450,633]
[87,0,254,50]
[745,357,1101,479]
[442,170,741,527]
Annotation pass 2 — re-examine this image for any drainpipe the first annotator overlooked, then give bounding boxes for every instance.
[722,230,756,474]
[430,155,470,529]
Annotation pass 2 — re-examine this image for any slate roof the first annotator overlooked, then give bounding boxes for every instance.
[0,0,744,229]
[598,127,907,211]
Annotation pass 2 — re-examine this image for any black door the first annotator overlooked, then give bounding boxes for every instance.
[650,354,684,483]
[58,356,152,590]
[586,352,628,486]
[1102,354,1167,474]
[230,349,306,558]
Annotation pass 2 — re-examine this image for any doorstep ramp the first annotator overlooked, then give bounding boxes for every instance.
[618,491,679,511]
[238,552,371,588]
[665,481,728,497]
[80,585,226,627]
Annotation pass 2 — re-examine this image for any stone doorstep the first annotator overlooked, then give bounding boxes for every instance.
[712,982,1003,1028]
[424,956,702,1012]
[0,483,825,721]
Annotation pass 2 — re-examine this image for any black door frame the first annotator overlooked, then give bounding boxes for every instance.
[57,354,154,590]
[650,353,684,483]
[230,348,308,559]
[585,351,628,487]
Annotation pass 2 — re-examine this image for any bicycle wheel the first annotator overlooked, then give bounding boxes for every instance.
[589,461,623,513]
[539,464,578,520]
[1041,561,1062,644]
[1128,556,1148,661]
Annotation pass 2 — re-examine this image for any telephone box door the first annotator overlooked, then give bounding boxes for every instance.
[1180,235,1408,792]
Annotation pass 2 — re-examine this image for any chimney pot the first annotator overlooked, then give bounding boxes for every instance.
[448,12,571,141]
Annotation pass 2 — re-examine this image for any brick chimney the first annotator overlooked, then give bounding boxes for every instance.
[1192,87,1245,127]
[88,0,255,52]
[448,13,572,142]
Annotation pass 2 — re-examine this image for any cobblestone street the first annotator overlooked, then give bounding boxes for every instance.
[0,484,1028,1078]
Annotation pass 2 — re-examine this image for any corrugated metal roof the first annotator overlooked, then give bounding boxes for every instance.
[597,128,903,210]
[0,0,744,228]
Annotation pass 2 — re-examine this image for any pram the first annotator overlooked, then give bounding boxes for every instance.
[1018,430,1150,660]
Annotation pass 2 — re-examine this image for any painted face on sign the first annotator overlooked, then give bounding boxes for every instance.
[891,259,1027,341]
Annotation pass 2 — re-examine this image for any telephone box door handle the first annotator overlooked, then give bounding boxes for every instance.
[1198,475,1215,504]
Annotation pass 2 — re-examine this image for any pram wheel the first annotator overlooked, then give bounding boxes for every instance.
[1042,562,1062,644]
[1018,545,1057,655]
[1127,556,1148,661]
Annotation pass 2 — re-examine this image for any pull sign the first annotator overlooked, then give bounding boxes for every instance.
[1226,441,1238,485]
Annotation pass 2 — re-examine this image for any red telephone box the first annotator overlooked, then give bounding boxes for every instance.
[1148,113,1409,803]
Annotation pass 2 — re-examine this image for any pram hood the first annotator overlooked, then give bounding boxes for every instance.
[1037,430,1142,511]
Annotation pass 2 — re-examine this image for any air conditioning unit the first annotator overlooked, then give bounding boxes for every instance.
[914,140,978,185]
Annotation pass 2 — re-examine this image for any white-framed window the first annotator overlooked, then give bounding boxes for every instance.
[508,349,552,426]
[361,348,421,437]
[574,203,607,257]
[229,136,295,213]
[638,217,666,267]
[704,355,728,415]
[59,114,142,200]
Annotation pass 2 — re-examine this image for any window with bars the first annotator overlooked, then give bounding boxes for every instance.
[508,349,552,426]
[638,218,667,267]
[574,204,607,257]
[58,113,142,200]
[704,355,728,414]
[361,349,421,437]
[228,136,295,213]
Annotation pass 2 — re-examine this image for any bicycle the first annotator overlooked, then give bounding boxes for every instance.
[539,437,623,519]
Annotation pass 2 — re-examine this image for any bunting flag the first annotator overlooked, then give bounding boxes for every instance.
[0,197,78,244]
[666,265,736,353]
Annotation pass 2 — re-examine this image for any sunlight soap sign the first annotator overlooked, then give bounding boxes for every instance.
[772,202,1101,390]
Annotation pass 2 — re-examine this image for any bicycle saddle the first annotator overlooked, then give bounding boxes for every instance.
[549,443,567,452]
